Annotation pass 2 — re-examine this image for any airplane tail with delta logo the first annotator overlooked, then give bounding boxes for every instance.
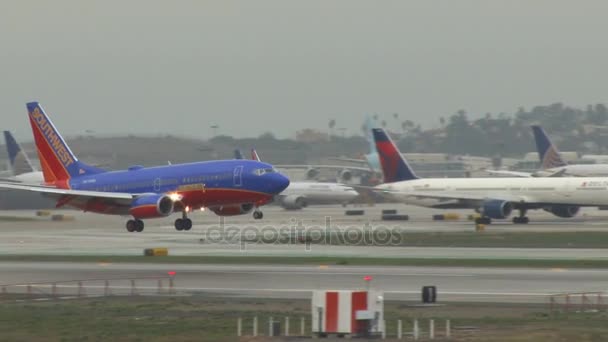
[531,125,567,170]
[372,128,418,183]
[26,102,105,184]
[3,130,36,175]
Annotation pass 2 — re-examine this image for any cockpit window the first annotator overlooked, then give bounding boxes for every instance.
[253,168,277,176]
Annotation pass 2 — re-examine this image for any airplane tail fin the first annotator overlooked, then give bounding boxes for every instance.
[372,128,418,183]
[531,125,567,169]
[251,148,261,161]
[234,149,244,160]
[364,115,378,154]
[3,131,36,175]
[26,102,105,183]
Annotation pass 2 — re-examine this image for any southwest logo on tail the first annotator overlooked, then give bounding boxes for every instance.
[531,125,567,169]
[372,128,418,183]
[26,102,103,184]
[3,131,35,175]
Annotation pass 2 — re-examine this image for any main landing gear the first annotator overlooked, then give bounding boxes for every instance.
[253,210,263,220]
[126,219,144,233]
[174,210,192,231]
[512,209,529,224]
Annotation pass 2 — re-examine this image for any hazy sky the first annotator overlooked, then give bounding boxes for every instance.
[2,1,607,140]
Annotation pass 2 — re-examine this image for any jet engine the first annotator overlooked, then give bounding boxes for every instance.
[546,205,580,218]
[280,195,308,210]
[129,194,174,219]
[337,169,352,182]
[481,200,513,219]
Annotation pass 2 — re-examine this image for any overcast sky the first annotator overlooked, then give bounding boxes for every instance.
[1,1,607,140]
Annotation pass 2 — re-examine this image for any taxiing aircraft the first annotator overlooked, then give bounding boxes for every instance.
[0,102,289,232]
[372,128,608,225]
[1,131,44,183]
[488,125,608,177]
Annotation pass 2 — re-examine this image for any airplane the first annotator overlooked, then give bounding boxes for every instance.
[1,131,44,183]
[371,128,608,225]
[239,148,359,209]
[0,102,290,232]
[488,125,608,177]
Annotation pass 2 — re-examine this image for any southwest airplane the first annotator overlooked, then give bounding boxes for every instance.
[0,102,290,232]
[372,128,608,224]
[489,125,608,177]
[1,131,44,183]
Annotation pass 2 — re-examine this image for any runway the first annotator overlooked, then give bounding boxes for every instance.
[0,262,606,303]
[1,205,608,258]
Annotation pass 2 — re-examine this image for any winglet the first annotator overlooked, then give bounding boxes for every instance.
[3,131,35,175]
[372,128,418,183]
[531,125,567,169]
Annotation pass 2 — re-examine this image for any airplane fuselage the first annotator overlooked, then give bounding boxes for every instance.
[377,177,608,208]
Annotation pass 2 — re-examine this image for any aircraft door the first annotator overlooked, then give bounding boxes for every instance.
[154,177,161,192]
[233,166,243,187]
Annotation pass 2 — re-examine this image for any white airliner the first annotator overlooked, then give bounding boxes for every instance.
[1,131,43,183]
[488,125,608,177]
[372,128,608,224]
[276,181,359,209]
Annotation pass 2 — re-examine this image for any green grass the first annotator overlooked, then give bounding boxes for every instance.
[1,297,608,341]
[2,254,608,268]
[0,215,39,222]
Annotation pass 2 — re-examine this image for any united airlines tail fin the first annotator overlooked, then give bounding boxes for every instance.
[372,128,418,183]
[3,131,36,175]
[531,125,567,169]
[234,149,244,160]
[251,148,261,162]
[26,102,105,183]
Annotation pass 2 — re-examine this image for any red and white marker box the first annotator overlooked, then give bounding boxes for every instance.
[312,290,384,335]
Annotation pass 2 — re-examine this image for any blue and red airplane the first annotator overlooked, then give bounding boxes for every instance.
[0,102,290,232]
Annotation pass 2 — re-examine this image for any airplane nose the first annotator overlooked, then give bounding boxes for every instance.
[271,173,290,194]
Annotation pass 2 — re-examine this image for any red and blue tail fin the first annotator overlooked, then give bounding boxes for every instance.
[251,148,261,161]
[531,125,567,169]
[26,102,105,183]
[372,128,418,183]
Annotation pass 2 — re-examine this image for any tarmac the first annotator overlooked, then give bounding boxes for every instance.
[0,204,608,303]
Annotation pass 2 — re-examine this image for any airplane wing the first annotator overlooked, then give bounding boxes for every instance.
[0,182,134,208]
[485,169,533,177]
[276,164,372,173]
[326,157,368,165]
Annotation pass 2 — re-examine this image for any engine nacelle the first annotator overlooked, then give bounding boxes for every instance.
[338,169,352,182]
[280,195,308,210]
[305,168,319,180]
[211,203,254,216]
[129,194,174,219]
[546,205,580,218]
[482,200,513,219]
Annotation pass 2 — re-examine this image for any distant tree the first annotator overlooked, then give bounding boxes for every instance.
[258,132,276,140]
